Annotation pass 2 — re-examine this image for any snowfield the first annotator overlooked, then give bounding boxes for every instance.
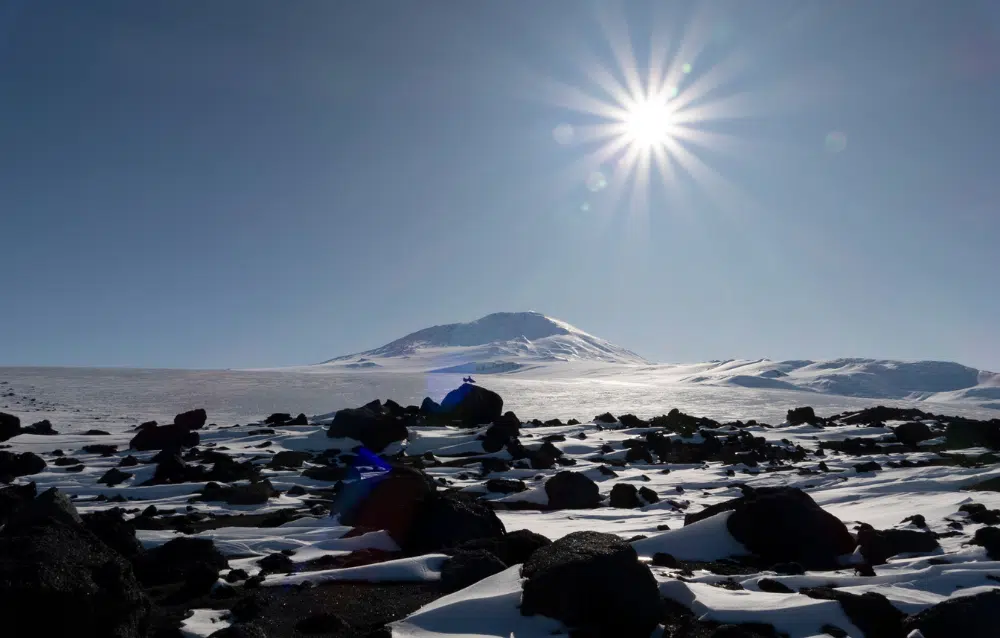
[1,313,998,637]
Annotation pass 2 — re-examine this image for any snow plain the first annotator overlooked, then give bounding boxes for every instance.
[2,312,998,637]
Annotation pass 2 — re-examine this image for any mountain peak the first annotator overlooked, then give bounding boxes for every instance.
[324,312,647,366]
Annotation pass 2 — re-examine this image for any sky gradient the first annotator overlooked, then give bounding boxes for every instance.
[2,0,998,370]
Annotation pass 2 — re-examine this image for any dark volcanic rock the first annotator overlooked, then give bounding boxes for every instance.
[520,531,661,638]
[801,587,905,638]
[264,412,292,425]
[335,466,436,545]
[440,549,507,593]
[687,487,856,570]
[0,517,150,637]
[544,471,601,509]
[970,526,1000,559]
[486,478,526,494]
[892,421,934,446]
[98,467,133,486]
[23,419,57,435]
[945,419,1000,450]
[407,492,506,554]
[0,450,46,481]
[902,588,1000,637]
[0,412,20,442]
[638,486,659,504]
[327,406,408,452]
[129,422,200,451]
[451,529,551,565]
[201,480,278,505]
[81,507,144,559]
[134,537,227,587]
[439,383,504,426]
[610,483,642,509]
[174,408,208,430]
[6,487,82,529]
[143,453,206,485]
[786,406,818,426]
[268,450,313,469]
[854,461,882,473]
[857,524,940,565]
[0,481,36,526]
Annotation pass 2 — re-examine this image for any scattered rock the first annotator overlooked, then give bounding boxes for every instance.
[98,467,133,487]
[786,407,818,426]
[450,529,551,565]
[544,471,601,509]
[327,405,408,452]
[134,537,227,587]
[486,478,526,493]
[610,483,642,509]
[81,507,143,559]
[201,480,277,505]
[23,419,57,435]
[757,578,793,593]
[439,383,504,426]
[970,526,1000,559]
[902,588,1000,637]
[129,422,199,451]
[520,531,661,638]
[0,412,20,442]
[857,524,940,565]
[440,549,507,593]
[295,612,349,634]
[0,451,46,481]
[688,487,856,570]
[892,421,934,446]
[174,408,208,430]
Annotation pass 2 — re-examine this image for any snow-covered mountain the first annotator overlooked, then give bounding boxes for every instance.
[667,357,1000,404]
[321,311,649,371]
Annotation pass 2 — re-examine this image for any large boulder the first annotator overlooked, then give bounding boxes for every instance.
[23,419,57,435]
[450,529,551,565]
[406,492,506,554]
[800,587,905,638]
[0,412,20,441]
[327,406,408,452]
[687,487,856,570]
[544,471,601,509]
[335,466,437,543]
[892,421,934,446]
[81,508,144,560]
[0,451,46,481]
[609,483,642,509]
[129,422,200,451]
[903,588,1000,638]
[0,519,150,637]
[786,406,818,426]
[0,481,36,526]
[438,383,503,426]
[945,419,1000,450]
[856,524,940,565]
[6,487,81,529]
[201,480,277,505]
[440,549,508,593]
[174,408,208,430]
[520,531,661,637]
[133,537,227,587]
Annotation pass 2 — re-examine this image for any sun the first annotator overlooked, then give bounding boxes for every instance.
[622,98,675,148]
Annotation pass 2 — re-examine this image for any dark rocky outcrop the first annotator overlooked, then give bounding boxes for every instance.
[970,526,1000,559]
[902,588,1000,638]
[0,412,20,442]
[801,587,905,638]
[786,406,818,426]
[129,422,200,452]
[686,487,856,570]
[520,531,661,637]
[544,471,601,509]
[134,537,227,587]
[438,384,504,426]
[610,483,641,509]
[81,507,144,559]
[0,501,150,637]
[201,480,278,505]
[450,529,551,566]
[486,478,526,493]
[174,408,208,430]
[0,451,46,481]
[856,524,940,565]
[440,549,507,593]
[327,404,408,452]
[892,421,934,446]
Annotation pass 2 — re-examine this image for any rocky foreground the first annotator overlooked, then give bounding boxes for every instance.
[1,383,1000,637]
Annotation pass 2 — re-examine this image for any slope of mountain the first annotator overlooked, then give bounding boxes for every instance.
[321,312,648,370]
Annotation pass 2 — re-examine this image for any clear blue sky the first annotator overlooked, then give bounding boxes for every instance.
[2,0,998,370]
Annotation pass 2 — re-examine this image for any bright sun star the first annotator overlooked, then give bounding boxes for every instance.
[536,3,756,220]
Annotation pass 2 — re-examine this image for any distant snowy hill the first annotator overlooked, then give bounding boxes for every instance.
[320,311,649,370]
[307,312,1000,411]
[667,357,1000,405]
